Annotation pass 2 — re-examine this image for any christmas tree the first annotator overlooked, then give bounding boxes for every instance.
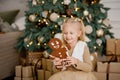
[15,0,114,56]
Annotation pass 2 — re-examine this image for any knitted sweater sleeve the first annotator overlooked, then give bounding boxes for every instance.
[74,46,93,72]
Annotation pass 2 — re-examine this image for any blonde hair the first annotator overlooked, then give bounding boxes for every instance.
[62,17,85,41]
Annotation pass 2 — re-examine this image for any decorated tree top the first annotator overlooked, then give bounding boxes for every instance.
[15,0,114,55]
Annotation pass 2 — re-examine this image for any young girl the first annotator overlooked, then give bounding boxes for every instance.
[48,18,97,80]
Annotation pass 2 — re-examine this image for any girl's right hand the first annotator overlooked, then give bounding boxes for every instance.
[53,57,62,66]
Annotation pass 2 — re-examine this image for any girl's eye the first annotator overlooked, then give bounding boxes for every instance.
[63,32,67,34]
[70,32,73,34]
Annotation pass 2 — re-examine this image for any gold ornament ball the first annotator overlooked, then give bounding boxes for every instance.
[37,37,44,42]
[29,14,36,22]
[24,37,29,42]
[83,10,89,16]
[96,29,104,37]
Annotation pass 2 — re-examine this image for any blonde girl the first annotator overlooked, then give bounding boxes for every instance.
[48,18,97,80]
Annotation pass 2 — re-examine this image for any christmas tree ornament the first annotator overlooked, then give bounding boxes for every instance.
[96,39,102,45]
[83,10,89,16]
[74,0,77,3]
[74,7,80,12]
[91,0,100,4]
[85,36,91,42]
[62,15,67,18]
[37,18,47,27]
[103,18,110,26]
[58,21,63,26]
[50,13,59,22]
[63,0,71,5]
[53,0,57,4]
[88,14,92,21]
[29,41,33,45]
[105,35,111,39]
[38,36,44,42]
[74,3,80,12]
[94,46,97,50]
[24,37,29,42]
[42,11,48,18]
[52,31,55,35]
[32,0,37,5]
[86,17,90,23]
[96,29,104,37]
[55,25,58,28]
[27,44,30,47]
[98,19,102,23]
[42,0,45,4]
[29,14,36,22]
[85,25,93,34]
[37,42,40,46]
[66,8,72,16]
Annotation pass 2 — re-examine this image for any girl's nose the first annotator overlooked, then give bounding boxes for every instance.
[66,33,71,39]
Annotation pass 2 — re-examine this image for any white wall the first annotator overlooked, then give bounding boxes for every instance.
[101,0,120,38]
[0,0,28,20]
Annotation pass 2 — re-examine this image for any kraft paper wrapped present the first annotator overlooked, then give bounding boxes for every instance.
[93,72,106,80]
[106,39,120,56]
[97,62,108,72]
[37,69,44,80]
[109,62,120,73]
[26,52,43,65]
[42,58,47,70]
[15,65,22,77]
[46,59,53,72]
[14,77,21,80]
[32,58,42,69]
[109,73,120,80]
[106,55,118,62]
[22,66,33,78]
[22,77,34,80]
[45,71,52,80]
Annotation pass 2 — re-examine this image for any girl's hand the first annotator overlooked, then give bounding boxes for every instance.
[53,57,62,66]
[66,56,78,66]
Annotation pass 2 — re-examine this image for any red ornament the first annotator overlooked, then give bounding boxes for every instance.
[66,8,72,16]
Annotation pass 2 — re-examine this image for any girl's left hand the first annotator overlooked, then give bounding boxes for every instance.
[65,56,78,66]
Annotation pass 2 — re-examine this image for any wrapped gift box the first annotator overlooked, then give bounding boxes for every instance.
[22,66,33,78]
[22,77,34,80]
[93,72,106,80]
[37,69,44,80]
[46,59,53,72]
[97,62,108,72]
[26,52,43,65]
[109,62,120,73]
[14,77,21,80]
[42,58,47,70]
[106,39,120,56]
[45,71,52,80]
[15,65,22,77]
[106,55,119,62]
[109,73,120,80]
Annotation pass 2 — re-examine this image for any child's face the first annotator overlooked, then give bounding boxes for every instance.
[62,22,81,47]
